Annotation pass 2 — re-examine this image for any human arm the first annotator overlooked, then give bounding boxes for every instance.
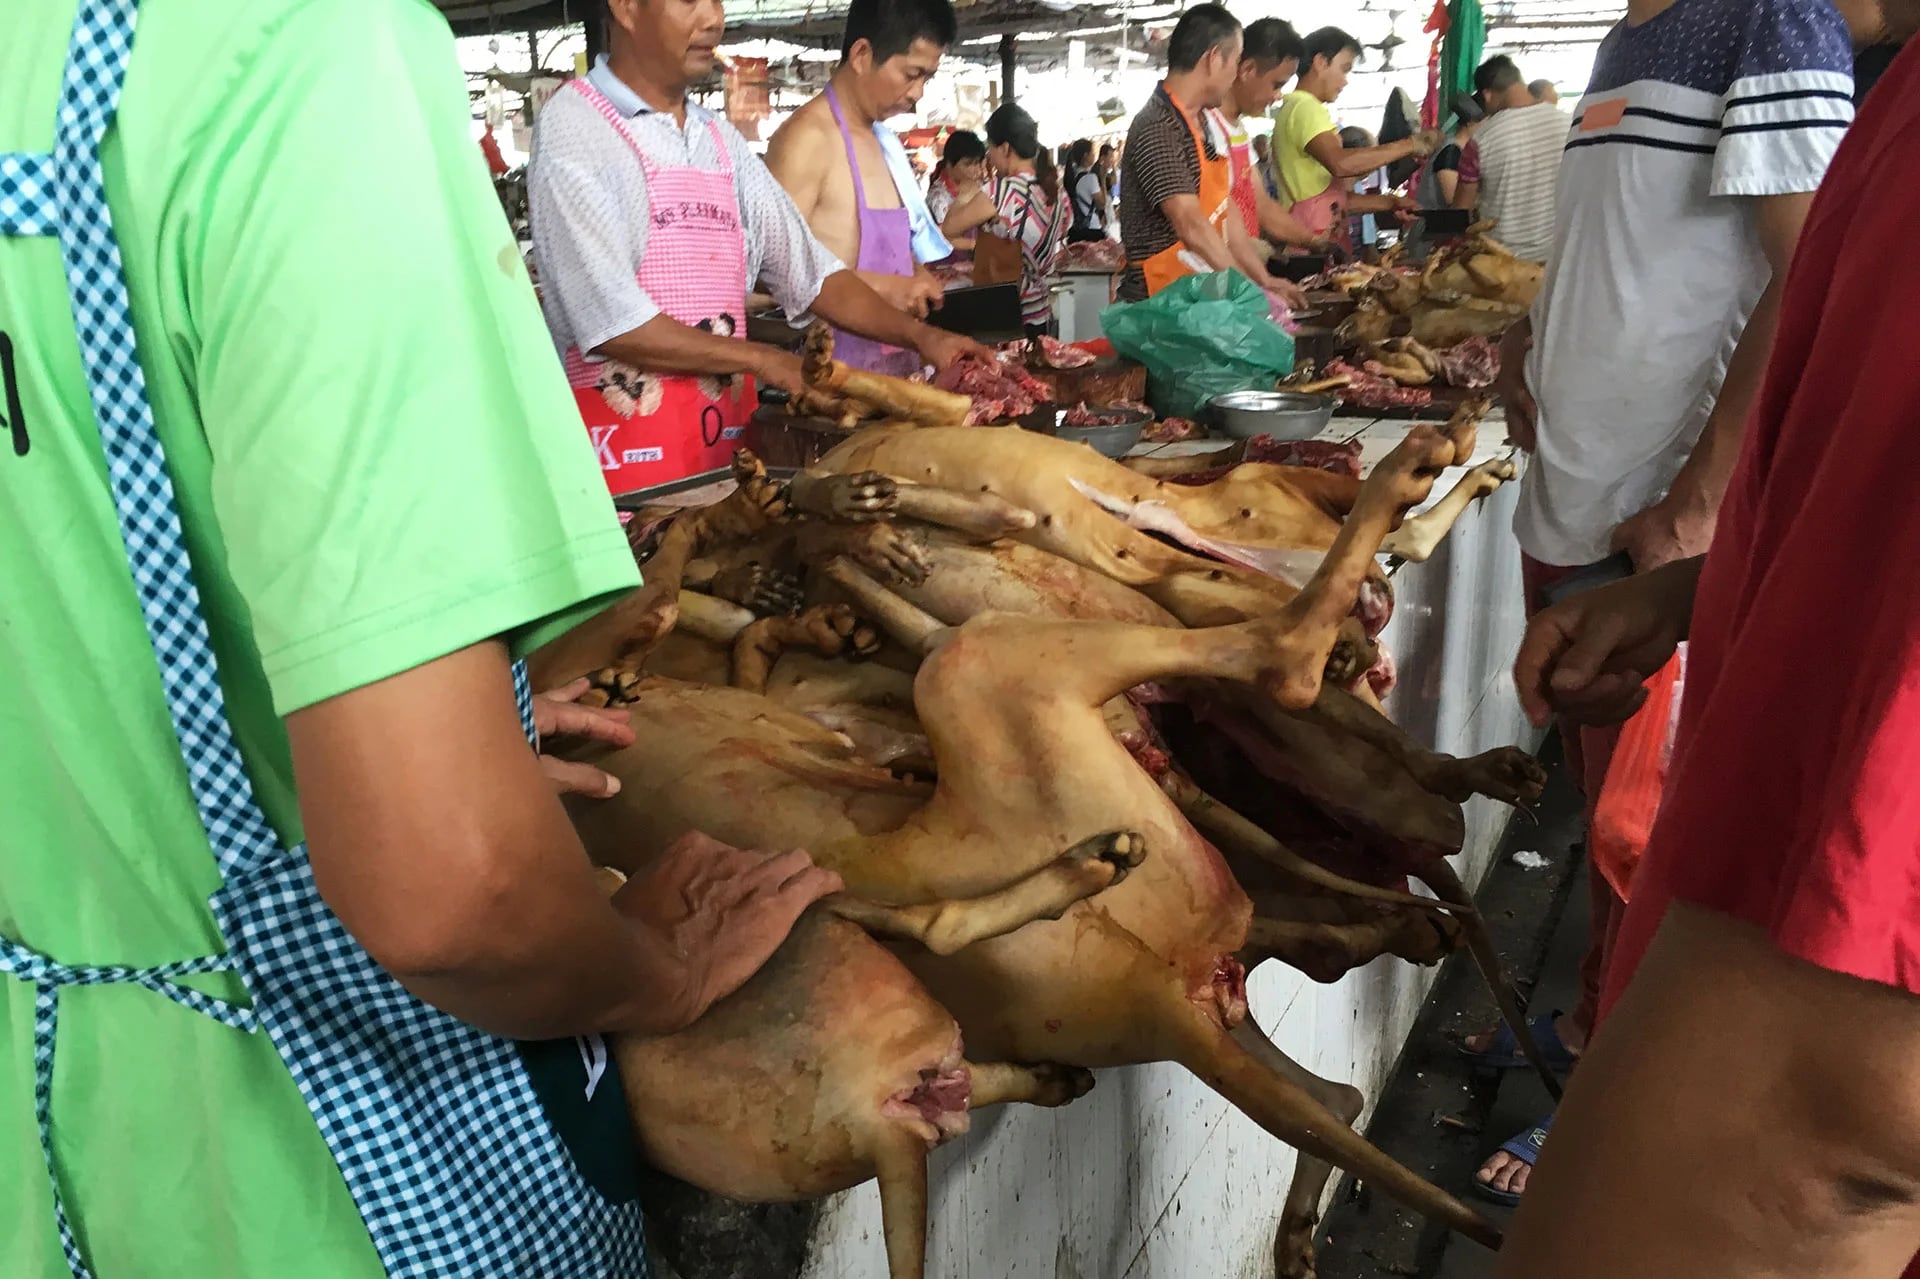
[811,270,991,370]
[1226,214,1308,307]
[1495,314,1537,450]
[1304,128,1438,181]
[190,7,836,1041]
[1610,193,1813,571]
[292,643,840,1040]
[1436,169,1461,204]
[1158,193,1237,272]
[1348,191,1416,216]
[1450,140,1482,210]
[1511,558,1703,727]
[941,188,999,240]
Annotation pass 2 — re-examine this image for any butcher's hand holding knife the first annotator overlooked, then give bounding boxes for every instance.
[597,270,990,396]
[291,643,842,1043]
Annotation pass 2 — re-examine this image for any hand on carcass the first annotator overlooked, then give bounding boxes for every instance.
[534,678,639,797]
[749,347,807,396]
[1512,559,1700,728]
[611,832,844,1031]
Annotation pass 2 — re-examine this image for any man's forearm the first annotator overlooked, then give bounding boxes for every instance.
[1668,275,1784,512]
[812,270,936,349]
[1165,205,1236,272]
[1226,217,1279,287]
[1321,138,1417,180]
[1348,193,1404,214]
[598,315,769,379]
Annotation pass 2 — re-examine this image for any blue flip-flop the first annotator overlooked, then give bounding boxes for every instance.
[1474,1113,1555,1207]
[1458,1010,1579,1074]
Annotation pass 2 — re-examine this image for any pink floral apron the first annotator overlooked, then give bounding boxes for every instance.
[560,81,754,494]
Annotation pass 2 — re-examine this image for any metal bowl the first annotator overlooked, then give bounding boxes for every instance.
[1047,405,1151,457]
[1206,390,1336,441]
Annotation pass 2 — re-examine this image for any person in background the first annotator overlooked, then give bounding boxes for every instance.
[1216,17,1328,257]
[1528,77,1561,104]
[1340,126,1393,252]
[1271,27,1439,242]
[1414,97,1486,208]
[1493,32,1920,1279]
[1,1,845,1275]
[766,0,960,375]
[1116,5,1300,302]
[1449,55,1573,260]
[1101,140,1123,204]
[927,129,993,251]
[1065,139,1113,242]
[1252,132,1281,199]
[983,103,1073,336]
[530,0,984,493]
[1465,0,1856,1208]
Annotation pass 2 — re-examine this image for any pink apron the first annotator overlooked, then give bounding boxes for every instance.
[1290,185,1351,252]
[560,80,754,494]
[825,86,922,378]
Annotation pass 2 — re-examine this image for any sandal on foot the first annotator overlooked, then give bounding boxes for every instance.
[1473,1113,1554,1207]
[1457,1010,1578,1073]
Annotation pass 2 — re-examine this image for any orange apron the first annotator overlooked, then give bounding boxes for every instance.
[1136,85,1235,297]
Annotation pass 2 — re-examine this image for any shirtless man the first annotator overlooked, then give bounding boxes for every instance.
[768,0,957,377]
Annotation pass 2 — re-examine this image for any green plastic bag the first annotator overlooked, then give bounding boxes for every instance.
[1100,270,1297,420]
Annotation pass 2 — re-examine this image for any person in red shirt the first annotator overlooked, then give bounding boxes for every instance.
[1495,31,1920,1279]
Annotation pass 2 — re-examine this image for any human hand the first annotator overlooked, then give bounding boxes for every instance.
[1392,193,1420,226]
[1610,493,1716,574]
[752,347,807,396]
[1410,129,1445,158]
[876,271,944,320]
[1266,278,1309,312]
[1512,563,1698,728]
[1494,321,1537,451]
[916,326,995,372]
[612,832,844,1026]
[534,678,636,799]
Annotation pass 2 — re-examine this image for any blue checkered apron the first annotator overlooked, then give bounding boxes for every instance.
[0,2,649,1274]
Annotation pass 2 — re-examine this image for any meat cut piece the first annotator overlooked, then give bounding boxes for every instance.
[934,353,1053,423]
[1031,335,1098,369]
[1142,415,1203,443]
[1325,359,1434,411]
[1250,437,1364,478]
[1435,335,1500,388]
[1062,238,1126,272]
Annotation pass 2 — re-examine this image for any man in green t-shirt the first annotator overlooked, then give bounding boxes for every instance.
[1270,26,1438,241]
[0,2,838,1274]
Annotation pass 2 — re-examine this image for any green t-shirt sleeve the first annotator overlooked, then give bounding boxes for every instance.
[183,0,638,714]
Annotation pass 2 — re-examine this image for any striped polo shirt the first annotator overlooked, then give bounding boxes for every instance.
[1458,102,1573,260]
[1515,0,1854,567]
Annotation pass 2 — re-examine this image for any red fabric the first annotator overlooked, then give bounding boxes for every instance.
[1456,137,1481,183]
[1227,134,1261,238]
[1602,43,1920,1021]
[1524,556,1626,1040]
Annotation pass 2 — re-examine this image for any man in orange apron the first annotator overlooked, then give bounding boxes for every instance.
[530,0,984,496]
[1115,5,1251,301]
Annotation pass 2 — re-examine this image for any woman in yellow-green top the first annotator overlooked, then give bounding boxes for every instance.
[0,2,837,1275]
[1271,26,1439,241]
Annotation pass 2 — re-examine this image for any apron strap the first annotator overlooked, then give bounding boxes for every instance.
[0,152,59,237]
[825,85,873,211]
[0,935,257,1279]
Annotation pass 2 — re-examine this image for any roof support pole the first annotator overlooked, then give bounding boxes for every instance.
[1001,32,1017,101]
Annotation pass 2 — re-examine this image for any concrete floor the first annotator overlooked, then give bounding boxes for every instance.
[1435,849,1593,1278]
[1314,734,1589,1279]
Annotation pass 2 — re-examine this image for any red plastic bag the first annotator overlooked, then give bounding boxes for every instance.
[1590,647,1687,902]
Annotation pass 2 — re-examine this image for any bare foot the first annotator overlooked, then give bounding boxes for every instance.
[1461,1011,1587,1058]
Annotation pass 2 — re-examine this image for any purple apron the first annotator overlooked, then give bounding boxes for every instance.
[825,86,923,378]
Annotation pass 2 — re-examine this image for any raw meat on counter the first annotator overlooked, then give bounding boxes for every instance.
[935,352,1054,423]
[1141,415,1203,443]
[1030,335,1098,369]
[1434,335,1500,389]
[1061,238,1126,272]
[1324,359,1434,411]
[1060,402,1146,427]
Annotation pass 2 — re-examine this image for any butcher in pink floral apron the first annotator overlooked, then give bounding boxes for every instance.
[557,79,754,496]
[530,5,986,503]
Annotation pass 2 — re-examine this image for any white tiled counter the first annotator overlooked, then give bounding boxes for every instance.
[801,413,1542,1279]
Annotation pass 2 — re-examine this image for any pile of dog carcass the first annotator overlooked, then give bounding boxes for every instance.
[528,385,1551,1279]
